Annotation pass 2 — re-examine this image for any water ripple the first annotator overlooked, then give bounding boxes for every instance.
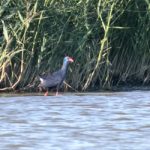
[0,91,150,150]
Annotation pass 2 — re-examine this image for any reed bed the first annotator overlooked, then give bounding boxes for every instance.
[0,0,150,92]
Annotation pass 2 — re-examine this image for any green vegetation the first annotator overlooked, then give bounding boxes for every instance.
[0,0,150,92]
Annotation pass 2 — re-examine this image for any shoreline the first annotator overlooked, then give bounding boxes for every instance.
[0,86,150,97]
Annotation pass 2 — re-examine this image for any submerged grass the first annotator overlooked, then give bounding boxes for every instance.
[0,0,150,92]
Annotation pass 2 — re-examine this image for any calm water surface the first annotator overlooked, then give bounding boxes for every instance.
[0,91,150,150]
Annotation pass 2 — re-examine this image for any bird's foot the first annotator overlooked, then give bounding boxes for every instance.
[55,91,58,96]
[44,91,48,96]
[55,92,63,96]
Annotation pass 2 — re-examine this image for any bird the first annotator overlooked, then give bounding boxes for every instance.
[38,56,74,96]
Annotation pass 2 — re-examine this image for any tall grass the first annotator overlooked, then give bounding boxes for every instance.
[0,0,150,91]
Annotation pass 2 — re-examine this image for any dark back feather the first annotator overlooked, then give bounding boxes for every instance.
[39,69,66,88]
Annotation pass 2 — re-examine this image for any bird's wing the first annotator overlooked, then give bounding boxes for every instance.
[40,70,63,87]
[39,72,51,79]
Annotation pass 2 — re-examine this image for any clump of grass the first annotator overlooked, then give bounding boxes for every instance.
[0,0,150,92]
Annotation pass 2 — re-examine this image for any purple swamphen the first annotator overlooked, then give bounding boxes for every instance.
[38,56,74,96]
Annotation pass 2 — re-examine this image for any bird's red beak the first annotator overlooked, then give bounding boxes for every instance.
[68,57,74,62]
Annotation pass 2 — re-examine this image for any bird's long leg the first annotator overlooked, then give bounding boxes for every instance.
[44,89,49,96]
[55,86,59,96]
[55,89,59,96]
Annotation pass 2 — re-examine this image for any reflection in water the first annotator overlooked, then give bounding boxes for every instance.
[0,91,150,150]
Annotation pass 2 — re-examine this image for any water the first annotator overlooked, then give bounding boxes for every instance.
[0,91,150,150]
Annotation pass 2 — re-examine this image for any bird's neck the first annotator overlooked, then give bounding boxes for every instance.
[61,61,69,73]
